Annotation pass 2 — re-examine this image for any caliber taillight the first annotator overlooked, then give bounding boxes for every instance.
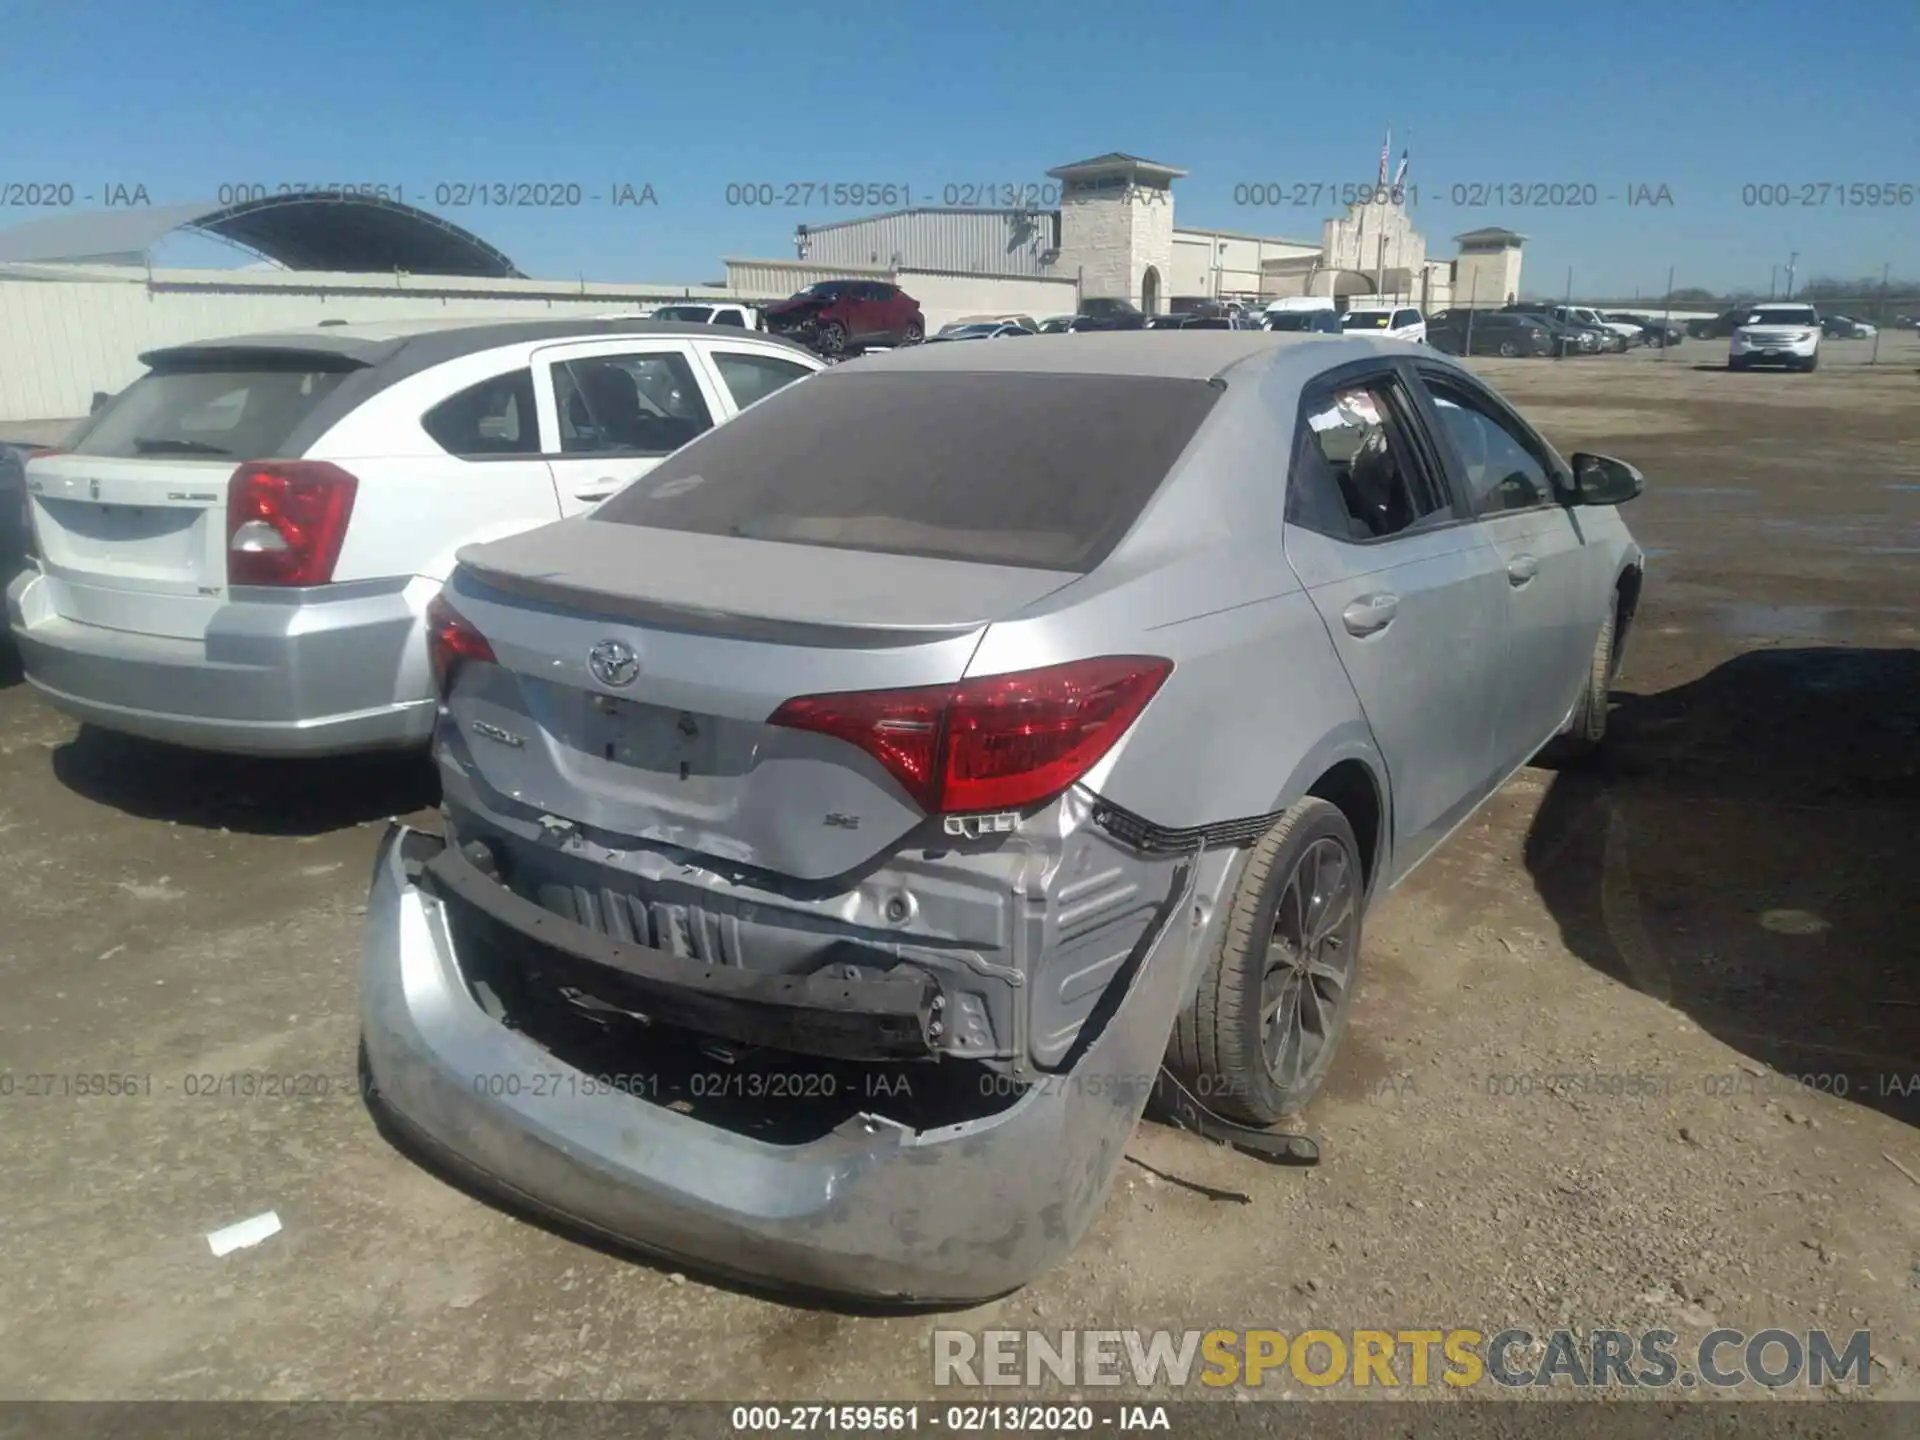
[767,656,1172,814]
[225,460,358,587]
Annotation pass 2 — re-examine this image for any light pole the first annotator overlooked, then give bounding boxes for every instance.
[1785,251,1798,299]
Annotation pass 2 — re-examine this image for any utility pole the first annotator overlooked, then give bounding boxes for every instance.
[1561,266,1573,359]
[1769,265,1778,298]
[1785,251,1798,299]
[1660,265,1675,363]
[1872,261,1889,364]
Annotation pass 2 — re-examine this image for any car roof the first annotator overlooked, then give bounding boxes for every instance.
[138,316,809,372]
[833,330,1410,382]
[132,318,816,460]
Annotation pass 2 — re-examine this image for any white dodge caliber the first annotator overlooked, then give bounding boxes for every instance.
[7,318,823,755]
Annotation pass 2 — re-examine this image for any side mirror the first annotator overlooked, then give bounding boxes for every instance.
[1571,453,1644,506]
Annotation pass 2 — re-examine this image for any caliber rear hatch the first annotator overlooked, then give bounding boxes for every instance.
[440,367,1221,882]
[27,348,365,639]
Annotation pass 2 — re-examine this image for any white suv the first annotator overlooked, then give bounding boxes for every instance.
[1339,306,1427,343]
[1729,304,1821,372]
[8,318,823,755]
[645,302,761,330]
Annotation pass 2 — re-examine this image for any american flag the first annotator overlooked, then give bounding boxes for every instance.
[1377,127,1392,185]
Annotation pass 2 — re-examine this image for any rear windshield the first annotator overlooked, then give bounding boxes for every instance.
[68,363,351,460]
[591,370,1223,571]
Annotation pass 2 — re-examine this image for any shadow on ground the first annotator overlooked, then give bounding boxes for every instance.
[1526,647,1920,1127]
[52,725,439,835]
[0,636,20,691]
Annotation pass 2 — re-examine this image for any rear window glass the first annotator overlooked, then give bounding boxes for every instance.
[69,365,350,459]
[591,370,1223,571]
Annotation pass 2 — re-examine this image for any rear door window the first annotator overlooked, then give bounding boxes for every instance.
[69,364,353,459]
[592,370,1223,571]
[421,368,540,456]
[1287,374,1452,542]
[553,351,714,455]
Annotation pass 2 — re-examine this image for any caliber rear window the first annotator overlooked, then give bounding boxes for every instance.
[69,363,352,460]
[590,369,1223,571]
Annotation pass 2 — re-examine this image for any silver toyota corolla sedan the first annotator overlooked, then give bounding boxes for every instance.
[360,331,1646,1303]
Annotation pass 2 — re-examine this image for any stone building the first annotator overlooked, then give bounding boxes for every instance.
[741,149,1527,317]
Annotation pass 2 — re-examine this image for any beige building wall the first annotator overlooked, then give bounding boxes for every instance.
[1319,197,1428,304]
[724,257,1080,333]
[1172,231,1321,300]
[1451,247,1524,308]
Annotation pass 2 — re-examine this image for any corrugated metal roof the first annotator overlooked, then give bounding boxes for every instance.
[0,193,522,277]
[801,209,1060,278]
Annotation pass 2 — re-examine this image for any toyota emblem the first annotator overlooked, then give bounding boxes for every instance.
[587,638,640,688]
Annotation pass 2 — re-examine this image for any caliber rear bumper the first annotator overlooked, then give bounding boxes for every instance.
[360,824,1214,1303]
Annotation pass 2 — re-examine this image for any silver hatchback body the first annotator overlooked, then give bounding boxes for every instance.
[361,332,1645,1302]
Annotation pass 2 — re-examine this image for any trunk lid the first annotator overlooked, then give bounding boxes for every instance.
[27,454,237,638]
[444,521,1079,881]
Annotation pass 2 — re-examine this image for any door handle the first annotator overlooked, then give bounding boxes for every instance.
[1341,592,1399,637]
[575,475,629,502]
[1507,554,1540,586]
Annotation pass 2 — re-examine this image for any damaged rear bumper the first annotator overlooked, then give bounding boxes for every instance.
[359,823,1221,1303]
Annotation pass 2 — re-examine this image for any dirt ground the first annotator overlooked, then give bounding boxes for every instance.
[0,336,1916,1405]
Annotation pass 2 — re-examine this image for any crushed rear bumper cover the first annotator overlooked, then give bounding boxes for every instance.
[360,824,1213,1303]
[417,839,942,1062]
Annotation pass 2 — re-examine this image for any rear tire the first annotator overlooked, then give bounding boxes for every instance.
[1167,798,1365,1127]
[901,319,925,345]
[816,321,847,357]
[1498,339,1519,357]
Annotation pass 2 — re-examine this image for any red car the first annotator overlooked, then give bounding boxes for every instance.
[762,280,925,356]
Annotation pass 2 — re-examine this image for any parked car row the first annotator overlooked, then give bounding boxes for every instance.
[1421,304,1694,359]
[7,317,1648,1307]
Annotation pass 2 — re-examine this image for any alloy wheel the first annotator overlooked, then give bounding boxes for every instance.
[1259,837,1361,1091]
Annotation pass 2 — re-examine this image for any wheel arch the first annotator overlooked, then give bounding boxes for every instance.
[1612,562,1644,680]
[1305,757,1387,898]
[1265,722,1391,900]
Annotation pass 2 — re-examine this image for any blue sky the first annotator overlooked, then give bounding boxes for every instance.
[3,0,1915,296]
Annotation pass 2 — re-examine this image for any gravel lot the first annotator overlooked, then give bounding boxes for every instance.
[1,336,1916,1404]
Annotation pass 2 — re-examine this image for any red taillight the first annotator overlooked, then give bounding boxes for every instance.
[425,593,496,697]
[225,460,358,587]
[767,656,1172,814]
